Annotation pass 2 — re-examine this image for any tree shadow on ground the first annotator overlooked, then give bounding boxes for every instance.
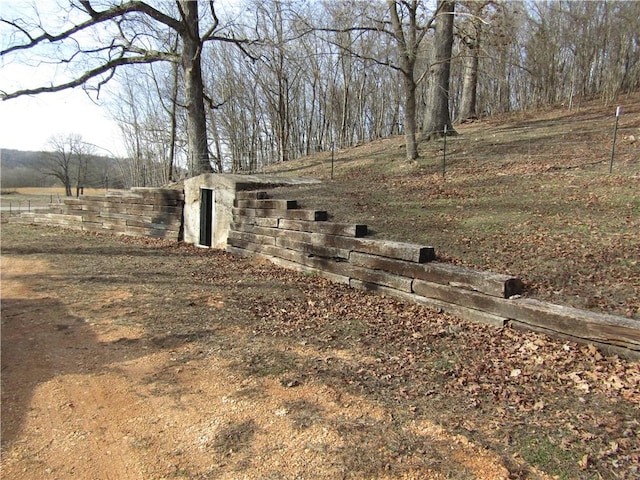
[0,296,209,450]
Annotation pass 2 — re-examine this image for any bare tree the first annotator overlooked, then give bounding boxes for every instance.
[313,1,440,160]
[74,140,94,197]
[252,0,297,163]
[456,1,495,122]
[476,1,523,114]
[1,1,253,177]
[8,0,637,181]
[421,0,456,141]
[385,0,424,159]
[44,134,91,196]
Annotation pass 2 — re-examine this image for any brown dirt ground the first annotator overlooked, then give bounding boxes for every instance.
[1,223,639,479]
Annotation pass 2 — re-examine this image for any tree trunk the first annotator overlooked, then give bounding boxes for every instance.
[180,1,213,177]
[340,83,349,147]
[305,76,317,155]
[209,109,224,173]
[387,0,420,161]
[421,0,457,141]
[168,61,179,182]
[403,73,419,160]
[459,39,479,122]
[277,74,289,162]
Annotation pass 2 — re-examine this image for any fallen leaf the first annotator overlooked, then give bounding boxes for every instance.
[606,375,624,390]
[579,454,589,470]
[598,441,619,458]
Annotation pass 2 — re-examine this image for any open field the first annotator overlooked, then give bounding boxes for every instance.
[2,223,639,479]
[0,188,118,211]
[264,94,640,321]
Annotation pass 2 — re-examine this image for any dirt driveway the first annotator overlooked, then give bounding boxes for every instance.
[1,223,638,479]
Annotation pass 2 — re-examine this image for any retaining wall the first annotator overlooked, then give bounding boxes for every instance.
[9,184,638,359]
[227,190,640,360]
[10,188,184,240]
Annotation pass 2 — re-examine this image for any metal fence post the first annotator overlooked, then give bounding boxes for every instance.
[609,106,620,174]
[331,142,335,180]
[442,125,448,179]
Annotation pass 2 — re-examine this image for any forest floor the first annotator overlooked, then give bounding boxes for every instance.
[1,223,639,480]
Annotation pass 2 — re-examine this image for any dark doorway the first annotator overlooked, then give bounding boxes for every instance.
[199,188,214,247]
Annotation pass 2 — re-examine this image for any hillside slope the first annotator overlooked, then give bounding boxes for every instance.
[263,94,640,320]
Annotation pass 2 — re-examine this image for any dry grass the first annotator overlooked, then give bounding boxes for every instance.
[263,94,640,320]
[0,188,122,210]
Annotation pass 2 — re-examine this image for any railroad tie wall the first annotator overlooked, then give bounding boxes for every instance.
[227,190,640,360]
[10,188,184,240]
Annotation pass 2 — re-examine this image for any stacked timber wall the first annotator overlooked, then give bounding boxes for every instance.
[227,190,640,360]
[10,188,183,240]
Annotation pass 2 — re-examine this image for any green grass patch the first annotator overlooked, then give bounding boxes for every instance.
[520,435,581,480]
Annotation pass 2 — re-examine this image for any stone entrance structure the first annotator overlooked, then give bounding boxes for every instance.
[182,174,321,249]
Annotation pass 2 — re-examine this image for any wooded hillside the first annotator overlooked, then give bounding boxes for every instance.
[2,0,638,183]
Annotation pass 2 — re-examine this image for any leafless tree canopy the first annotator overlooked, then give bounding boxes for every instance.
[42,134,95,197]
[2,0,639,180]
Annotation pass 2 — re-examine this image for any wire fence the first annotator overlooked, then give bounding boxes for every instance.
[0,192,67,216]
[1,200,34,215]
[436,122,639,175]
[253,109,640,179]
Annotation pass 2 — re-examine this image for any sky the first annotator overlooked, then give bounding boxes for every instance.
[0,86,125,156]
[0,0,244,158]
[0,0,126,156]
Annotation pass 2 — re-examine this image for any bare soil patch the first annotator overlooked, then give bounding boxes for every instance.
[1,224,638,479]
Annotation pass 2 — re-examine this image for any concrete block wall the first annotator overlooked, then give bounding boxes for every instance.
[228,191,640,360]
[10,188,184,240]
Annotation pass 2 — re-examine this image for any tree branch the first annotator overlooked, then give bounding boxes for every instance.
[201,0,220,41]
[320,34,403,73]
[1,53,171,100]
[203,93,225,110]
[202,30,258,64]
[0,18,36,44]
[313,24,397,40]
[80,1,182,32]
[2,1,182,57]
[388,0,407,57]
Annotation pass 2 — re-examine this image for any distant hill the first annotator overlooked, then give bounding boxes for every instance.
[1,148,54,188]
[1,148,53,167]
[0,148,124,189]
